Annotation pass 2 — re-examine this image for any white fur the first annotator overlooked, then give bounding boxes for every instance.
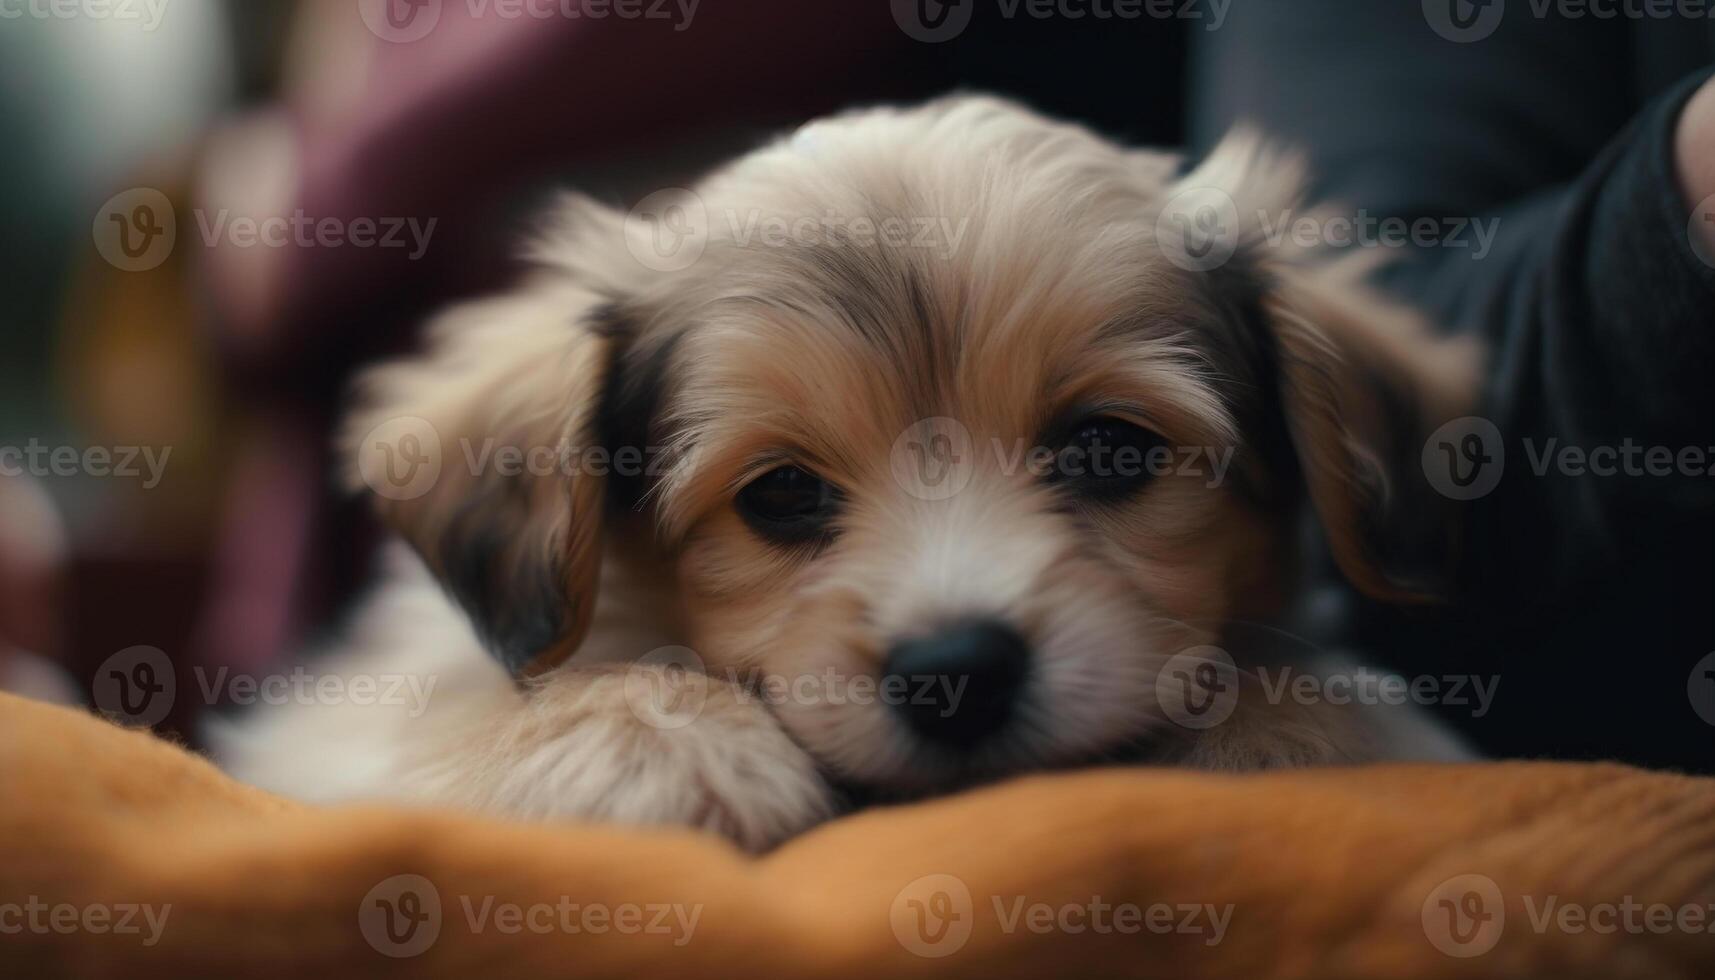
[214,96,1477,850]
[215,546,835,851]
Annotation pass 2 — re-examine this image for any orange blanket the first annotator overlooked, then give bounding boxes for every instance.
[2,692,1711,979]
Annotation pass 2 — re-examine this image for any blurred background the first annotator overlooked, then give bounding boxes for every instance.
[1,1,1709,771]
[0,0,1195,737]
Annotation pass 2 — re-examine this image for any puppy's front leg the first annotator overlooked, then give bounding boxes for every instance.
[402,664,836,851]
[1164,663,1471,770]
[1169,690,1374,771]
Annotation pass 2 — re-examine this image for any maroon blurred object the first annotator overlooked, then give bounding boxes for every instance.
[185,3,914,699]
[211,0,912,376]
[0,477,65,661]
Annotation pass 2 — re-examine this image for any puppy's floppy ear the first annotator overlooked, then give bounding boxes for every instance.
[1166,132,1484,601]
[343,197,645,677]
[1262,263,1481,601]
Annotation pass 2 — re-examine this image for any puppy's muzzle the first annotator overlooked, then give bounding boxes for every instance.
[882,618,1030,747]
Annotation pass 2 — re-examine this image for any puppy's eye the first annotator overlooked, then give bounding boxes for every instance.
[1049,416,1167,502]
[736,466,839,545]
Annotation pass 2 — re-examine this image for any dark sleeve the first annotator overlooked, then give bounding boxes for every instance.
[1190,8,1715,771]
[1193,8,1715,591]
[1190,5,1645,215]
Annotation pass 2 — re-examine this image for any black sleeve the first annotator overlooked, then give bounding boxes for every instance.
[1191,8,1715,772]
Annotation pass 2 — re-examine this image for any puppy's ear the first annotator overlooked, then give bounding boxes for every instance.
[1261,265,1481,601]
[342,205,641,676]
[1166,132,1483,601]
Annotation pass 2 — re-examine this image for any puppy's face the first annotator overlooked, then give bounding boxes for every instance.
[348,98,1477,793]
[663,287,1266,788]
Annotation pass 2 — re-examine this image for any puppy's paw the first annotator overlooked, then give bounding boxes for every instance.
[404,664,836,851]
[1167,693,1379,771]
[1173,713,1360,770]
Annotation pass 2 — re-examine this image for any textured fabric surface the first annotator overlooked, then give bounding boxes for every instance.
[3,692,1713,979]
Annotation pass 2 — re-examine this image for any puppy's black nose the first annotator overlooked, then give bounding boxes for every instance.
[883,620,1030,747]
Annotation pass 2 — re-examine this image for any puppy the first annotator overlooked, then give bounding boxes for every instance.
[216,96,1479,850]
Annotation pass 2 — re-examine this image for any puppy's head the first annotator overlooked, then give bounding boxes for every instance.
[345,97,1478,791]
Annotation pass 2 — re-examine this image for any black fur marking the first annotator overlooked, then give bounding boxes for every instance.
[595,311,679,515]
[436,485,567,674]
[425,302,639,673]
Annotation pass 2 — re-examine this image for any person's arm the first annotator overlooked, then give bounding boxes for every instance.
[1191,11,1715,771]
[1680,75,1715,258]
[1193,9,1714,592]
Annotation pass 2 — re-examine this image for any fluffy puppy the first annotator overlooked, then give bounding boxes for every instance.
[216,96,1479,851]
